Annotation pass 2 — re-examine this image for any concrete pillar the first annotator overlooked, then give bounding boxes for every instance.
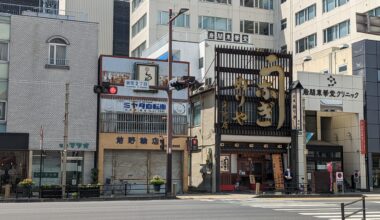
[297,133,307,186]
[28,150,33,179]
[97,147,104,185]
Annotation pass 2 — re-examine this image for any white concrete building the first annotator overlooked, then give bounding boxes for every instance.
[130,0,278,57]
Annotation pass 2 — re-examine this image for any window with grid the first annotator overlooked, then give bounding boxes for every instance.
[48,38,68,66]
[132,14,147,37]
[323,20,350,43]
[296,33,317,53]
[295,4,316,26]
[159,11,190,28]
[199,16,232,31]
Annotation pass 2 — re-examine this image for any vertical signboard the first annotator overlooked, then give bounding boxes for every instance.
[272,154,284,190]
[360,120,366,155]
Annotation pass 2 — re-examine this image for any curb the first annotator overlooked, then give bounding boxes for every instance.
[0,195,177,203]
[256,194,365,198]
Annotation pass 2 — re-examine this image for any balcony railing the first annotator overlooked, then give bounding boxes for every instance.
[0,3,88,21]
[47,58,69,66]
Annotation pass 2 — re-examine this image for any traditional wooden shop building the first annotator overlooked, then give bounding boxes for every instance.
[189,47,293,192]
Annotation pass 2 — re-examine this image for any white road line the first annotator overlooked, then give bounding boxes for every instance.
[299,211,380,215]
[315,214,380,219]
[274,208,358,211]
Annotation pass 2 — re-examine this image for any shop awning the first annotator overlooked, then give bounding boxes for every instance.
[0,133,29,150]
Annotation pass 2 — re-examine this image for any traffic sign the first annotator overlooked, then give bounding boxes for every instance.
[336,172,344,182]
[125,80,149,90]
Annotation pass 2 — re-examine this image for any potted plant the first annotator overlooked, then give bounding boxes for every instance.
[40,185,62,198]
[150,175,165,192]
[79,184,101,198]
[18,178,34,197]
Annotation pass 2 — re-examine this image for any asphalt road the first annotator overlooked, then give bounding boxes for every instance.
[0,197,379,220]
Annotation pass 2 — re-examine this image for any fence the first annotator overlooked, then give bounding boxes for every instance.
[341,196,366,220]
[0,3,88,21]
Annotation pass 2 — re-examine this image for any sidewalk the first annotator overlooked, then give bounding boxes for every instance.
[177,191,380,200]
[0,194,176,203]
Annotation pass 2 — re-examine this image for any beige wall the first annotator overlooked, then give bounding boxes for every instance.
[63,0,114,55]
[316,112,361,180]
[190,90,216,190]
[98,133,189,191]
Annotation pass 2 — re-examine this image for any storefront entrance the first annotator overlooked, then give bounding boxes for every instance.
[220,152,285,192]
[373,154,380,189]
[0,133,29,194]
[103,150,183,194]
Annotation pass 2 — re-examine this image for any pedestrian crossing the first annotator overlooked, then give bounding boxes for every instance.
[198,198,380,220]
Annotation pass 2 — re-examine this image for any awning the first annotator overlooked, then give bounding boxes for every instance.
[156,52,180,61]
[221,135,291,143]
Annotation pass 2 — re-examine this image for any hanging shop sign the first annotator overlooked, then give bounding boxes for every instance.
[101,99,187,116]
[59,143,90,149]
[215,47,292,137]
[360,120,366,155]
[220,155,230,172]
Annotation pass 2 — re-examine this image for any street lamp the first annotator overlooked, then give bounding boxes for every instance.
[166,8,188,196]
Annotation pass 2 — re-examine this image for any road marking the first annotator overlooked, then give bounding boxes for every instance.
[274,208,358,211]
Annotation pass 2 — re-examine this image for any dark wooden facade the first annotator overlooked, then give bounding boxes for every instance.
[215,46,293,136]
[214,46,293,192]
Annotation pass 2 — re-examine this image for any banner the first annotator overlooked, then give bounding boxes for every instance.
[360,120,366,155]
[101,99,187,116]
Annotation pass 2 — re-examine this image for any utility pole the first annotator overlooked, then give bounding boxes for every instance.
[62,83,69,199]
[39,126,44,198]
[166,8,173,196]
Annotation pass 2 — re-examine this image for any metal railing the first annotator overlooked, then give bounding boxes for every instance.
[0,3,88,21]
[341,196,366,220]
[48,58,69,66]
[100,112,188,135]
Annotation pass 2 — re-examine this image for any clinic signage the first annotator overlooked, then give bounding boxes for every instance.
[207,31,249,44]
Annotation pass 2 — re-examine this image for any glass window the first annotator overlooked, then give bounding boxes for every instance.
[201,0,231,4]
[296,4,316,26]
[0,42,8,62]
[296,33,317,53]
[159,11,189,28]
[199,16,231,31]
[0,80,7,100]
[192,102,201,127]
[48,43,67,66]
[241,20,254,34]
[242,0,254,7]
[0,101,5,121]
[132,14,147,37]
[132,0,144,12]
[338,64,347,73]
[0,23,10,40]
[131,41,146,58]
[377,70,380,82]
[339,20,349,37]
[323,20,350,43]
[323,0,348,13]
[281,19,287,30]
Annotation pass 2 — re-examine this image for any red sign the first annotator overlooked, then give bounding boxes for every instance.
[360,120,366,155]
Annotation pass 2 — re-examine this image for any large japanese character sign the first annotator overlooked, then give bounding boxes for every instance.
[257,55,285,129]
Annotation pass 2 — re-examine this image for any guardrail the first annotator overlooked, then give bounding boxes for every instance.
[341,196,366,220]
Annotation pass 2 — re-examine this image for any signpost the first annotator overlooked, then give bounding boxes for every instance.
[336,172,344,193]
[125,80,149,90]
